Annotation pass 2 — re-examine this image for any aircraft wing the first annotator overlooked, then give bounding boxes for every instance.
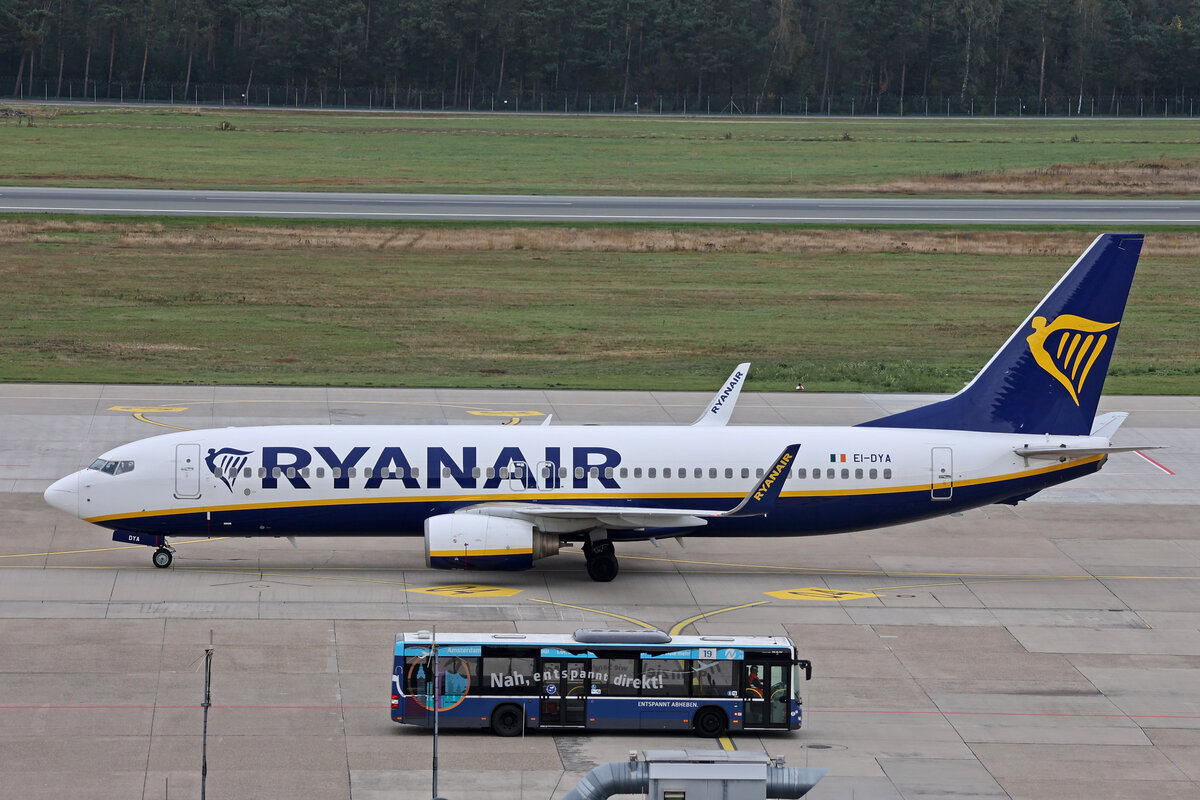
[459,443,800,534]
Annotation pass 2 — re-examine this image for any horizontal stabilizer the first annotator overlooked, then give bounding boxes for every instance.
[1014,444,1164,460]
[1090,411,1128,438]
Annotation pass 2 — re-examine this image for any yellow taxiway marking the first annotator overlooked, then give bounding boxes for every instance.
[467,410,544,418]
[410,584,521,598]
[0,537,228,559]
[108,406,188,413]
[767,588,880,602]
[669,602,769,636]
[132,413,192,430]
[528,598,657,630]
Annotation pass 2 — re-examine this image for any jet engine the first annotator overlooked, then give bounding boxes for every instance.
[424,514,560,571]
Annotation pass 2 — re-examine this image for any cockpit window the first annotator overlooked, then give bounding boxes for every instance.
[88,459,134,476]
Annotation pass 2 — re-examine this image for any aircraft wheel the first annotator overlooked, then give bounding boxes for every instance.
[152,548,173,569]
[585,550,619,582]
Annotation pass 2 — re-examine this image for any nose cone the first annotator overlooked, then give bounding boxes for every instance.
[44,472,79,517]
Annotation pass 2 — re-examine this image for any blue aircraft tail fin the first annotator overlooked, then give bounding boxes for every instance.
[859,233,1143,436]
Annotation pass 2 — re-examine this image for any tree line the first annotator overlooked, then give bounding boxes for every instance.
[4,0,1198,114]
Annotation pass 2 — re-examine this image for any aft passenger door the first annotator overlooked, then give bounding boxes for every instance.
[931,446,953,500]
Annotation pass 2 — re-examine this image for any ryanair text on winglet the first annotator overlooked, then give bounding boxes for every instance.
[709,370,744,415]
[753,450,794,501]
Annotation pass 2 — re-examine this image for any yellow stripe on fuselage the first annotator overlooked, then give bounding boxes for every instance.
[84,455,1103,524]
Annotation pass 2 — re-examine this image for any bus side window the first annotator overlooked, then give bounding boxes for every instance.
[481,655,536,695]
[691,659,734,697]
[639,659,688,697]
[593,657,637,695]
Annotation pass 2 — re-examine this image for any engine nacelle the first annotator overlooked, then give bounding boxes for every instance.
[424,514,560,571]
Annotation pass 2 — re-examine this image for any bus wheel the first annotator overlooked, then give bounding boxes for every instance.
[491,704,524,737]
[693,707,727,737]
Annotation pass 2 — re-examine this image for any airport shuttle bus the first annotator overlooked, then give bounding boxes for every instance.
[391,628,812,737]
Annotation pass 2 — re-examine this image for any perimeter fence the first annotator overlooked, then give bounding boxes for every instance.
[3,79,1197,118]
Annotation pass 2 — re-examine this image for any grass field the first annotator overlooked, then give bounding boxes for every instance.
[2,220,1196,393]
[2,107,1198,195]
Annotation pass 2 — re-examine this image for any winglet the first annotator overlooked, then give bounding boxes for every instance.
[722,444,800,517]
[693,362,751,426]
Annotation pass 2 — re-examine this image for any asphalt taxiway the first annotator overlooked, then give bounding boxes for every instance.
[1,384,1198,800]
[4,186,1200,224]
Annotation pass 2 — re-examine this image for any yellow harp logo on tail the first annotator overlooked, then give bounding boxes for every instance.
[1026,315,1119,406]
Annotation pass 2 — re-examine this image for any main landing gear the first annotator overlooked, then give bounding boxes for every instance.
[584,535,619,582]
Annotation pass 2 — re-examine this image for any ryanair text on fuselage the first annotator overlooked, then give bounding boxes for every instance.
[210,444,623,492]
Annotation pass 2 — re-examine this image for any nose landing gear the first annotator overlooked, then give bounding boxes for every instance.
[152,546,175,569]
[111,531,176,568]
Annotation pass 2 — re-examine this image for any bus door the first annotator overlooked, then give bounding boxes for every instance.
[539,659,588,727]
[742,662,790,729]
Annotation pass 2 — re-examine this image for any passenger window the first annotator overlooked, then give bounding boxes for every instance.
[258,467,266,478]
[634,467,643,478]
[443,467,451,478]
[797,468,806,478]
[272,467,282,478]
[648,468,657,478]
[695,468,703,479]
[884,468,892,479]
[315,468,324,479]
[574,467,584,479]
[331,467,342,479]
[725,468,733,479]
[604,467,614,479]
[663,468,672,479]
[589,467,599,478]
[487,467,496,479]
[472,467,481,478]
[869,468,877,479]
[363,467,373,479]
[855,468,863,479]
[348,467,357,478]
[619,468,628,478]
[741,468,749,479]
[812,469,819,479]
[558,467,568,478]
[499,467,510,479]
[840,468,849,479]
[244,467,252,478]
[708,468,717,479]
[826,469,835,479]
[411,468,419,478]
[301,468,310,478]
[756,468,765,478]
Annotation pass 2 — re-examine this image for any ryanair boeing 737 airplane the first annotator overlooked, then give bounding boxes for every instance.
[45,234,1154,581]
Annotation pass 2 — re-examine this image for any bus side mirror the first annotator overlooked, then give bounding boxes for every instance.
[798,660,812,681]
